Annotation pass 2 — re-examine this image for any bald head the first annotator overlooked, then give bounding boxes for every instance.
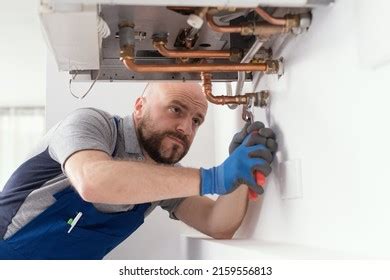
[142,82,208,113]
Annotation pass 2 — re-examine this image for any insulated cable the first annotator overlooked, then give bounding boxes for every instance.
[68,69,101,100]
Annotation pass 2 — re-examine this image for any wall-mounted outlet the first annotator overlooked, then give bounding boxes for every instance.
[278,159,303,199]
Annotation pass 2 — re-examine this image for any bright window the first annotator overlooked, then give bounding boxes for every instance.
[0,107,45,190]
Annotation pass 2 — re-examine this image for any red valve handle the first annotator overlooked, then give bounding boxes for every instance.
[248,171,266,201]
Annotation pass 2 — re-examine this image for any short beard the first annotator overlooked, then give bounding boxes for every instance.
[137,114,190,165]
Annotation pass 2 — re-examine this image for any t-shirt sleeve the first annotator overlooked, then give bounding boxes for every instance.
[48,108,117,170]
[159,197,186,220]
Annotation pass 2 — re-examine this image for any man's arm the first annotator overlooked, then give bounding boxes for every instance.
[65,133,270,205]
[67,150,251,239]
[65,150,201,204]
[173,122,277,239]
[174,185,249,239]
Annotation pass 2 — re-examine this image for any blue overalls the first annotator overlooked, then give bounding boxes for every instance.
[0,188,150,259]
[0,117,151,259]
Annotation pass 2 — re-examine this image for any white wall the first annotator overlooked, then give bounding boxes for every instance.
[242,0,362,255]
[186,0,390,259]
[0,1,46,107]
[248,0,390,258]
[46,52,216,259]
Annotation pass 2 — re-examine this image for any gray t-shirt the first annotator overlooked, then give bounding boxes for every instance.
[0,108,185,240]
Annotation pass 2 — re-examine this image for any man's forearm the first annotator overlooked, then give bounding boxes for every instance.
[81,159,201,204]
[207,185,249,238]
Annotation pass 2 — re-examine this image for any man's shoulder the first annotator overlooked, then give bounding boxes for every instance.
[58,107,118,130]
[46,107,119,143]
[68,107,114,120]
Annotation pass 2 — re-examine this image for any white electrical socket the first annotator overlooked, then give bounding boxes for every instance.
[278,159,303,199]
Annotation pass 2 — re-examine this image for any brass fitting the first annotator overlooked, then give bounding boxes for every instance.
[252,24,289,37]
[120,45,135,60]
[240,23,290,37]
[264,58,283,75]
[285,14,301,29]
[240,23,256,36]
[119,22,136,60]
[229,48,243,62]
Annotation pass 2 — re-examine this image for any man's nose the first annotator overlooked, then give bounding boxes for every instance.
[176,117,193,137]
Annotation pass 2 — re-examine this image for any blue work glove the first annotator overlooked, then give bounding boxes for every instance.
[200,134,273,196]
[229,121,278,159]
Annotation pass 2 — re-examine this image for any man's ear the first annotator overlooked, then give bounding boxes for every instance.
[134,97,144,119]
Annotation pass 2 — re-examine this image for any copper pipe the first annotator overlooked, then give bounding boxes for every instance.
[121,57,269,73]
[252,24,289,37]
[206,13,242,33]
[255,7,286,26]
[201,72,248,105]
[206,12,290,36]
[153,41,231,59]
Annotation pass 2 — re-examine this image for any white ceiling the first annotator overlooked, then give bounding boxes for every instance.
[0,1,47,106]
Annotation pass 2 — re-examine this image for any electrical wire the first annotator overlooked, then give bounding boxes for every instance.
[68,69,101,99]
[68,15,108,100]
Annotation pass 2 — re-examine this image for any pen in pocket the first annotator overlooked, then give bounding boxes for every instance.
[67,212,83,233]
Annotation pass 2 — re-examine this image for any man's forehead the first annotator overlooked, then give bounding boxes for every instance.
[147,83,208,113]
[157,83,203,97]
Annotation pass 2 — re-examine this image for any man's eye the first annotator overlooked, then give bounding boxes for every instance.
[193,118,201,126]
[169,106,181,113]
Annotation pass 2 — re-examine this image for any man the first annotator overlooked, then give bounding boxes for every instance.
[0,83,277,259]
